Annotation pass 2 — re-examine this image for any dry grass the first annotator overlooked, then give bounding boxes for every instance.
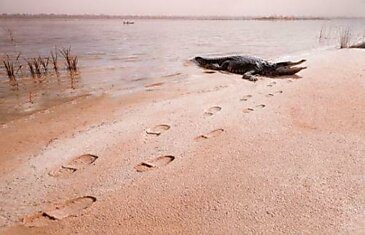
[350,41,365,49]
[319,26,332,42]
[319,27,325,41]
[349,31,365,49]
[339,28,351,49]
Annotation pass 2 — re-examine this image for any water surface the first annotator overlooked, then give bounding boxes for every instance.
[0,19,364,122]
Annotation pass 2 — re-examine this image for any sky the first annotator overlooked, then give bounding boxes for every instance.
[0,0,364,17]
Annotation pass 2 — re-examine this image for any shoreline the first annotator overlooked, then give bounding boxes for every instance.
[0,48,364,234]
[0,14,351,21]
[0,46,339,125]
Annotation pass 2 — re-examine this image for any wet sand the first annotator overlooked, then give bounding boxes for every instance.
[0,49,364,234]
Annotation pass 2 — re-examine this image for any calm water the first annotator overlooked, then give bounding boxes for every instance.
[0,19,364,122]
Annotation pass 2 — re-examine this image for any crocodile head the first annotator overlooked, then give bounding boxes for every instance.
[273,66,307,76]
[264,59,307,77]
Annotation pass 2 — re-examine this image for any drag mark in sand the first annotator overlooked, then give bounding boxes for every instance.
[144,82,164,88]
[204,106,222,116]
[162,72,182,78]
[135,155,175,172]
[49,154,98,177]
[22,196,96,227]
[195,128,224,141]
[146,124,171,136]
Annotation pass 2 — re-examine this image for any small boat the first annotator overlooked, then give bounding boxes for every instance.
[123,21,135,25]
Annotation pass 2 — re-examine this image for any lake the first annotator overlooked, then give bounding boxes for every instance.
[0,18,364,122]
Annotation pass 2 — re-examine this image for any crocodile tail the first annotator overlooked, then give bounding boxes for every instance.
[194,57,222,66]
[194,57,208,66]
[194,57,228,66]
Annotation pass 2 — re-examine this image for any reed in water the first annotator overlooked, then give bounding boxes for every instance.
[2,54,21,86]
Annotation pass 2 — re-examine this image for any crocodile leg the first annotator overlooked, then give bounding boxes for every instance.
[242,70,258,82]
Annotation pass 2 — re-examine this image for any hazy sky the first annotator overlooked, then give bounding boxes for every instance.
[1,0,364,17]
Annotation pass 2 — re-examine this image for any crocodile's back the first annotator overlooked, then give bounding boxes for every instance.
[195,55,266,66]
[225,60,258,74]
[235,56,266,64]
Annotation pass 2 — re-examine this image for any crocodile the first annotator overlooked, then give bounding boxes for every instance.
[194,55,307,81]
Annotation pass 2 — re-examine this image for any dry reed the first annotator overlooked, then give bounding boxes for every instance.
[50,49,59,73]
[339,28,351,49]
[32,58,42,77]
[2,54,21,86]
[38,56,50,73]
[1,46,80,87]
[60,47,78,72]
[25,59,36,78]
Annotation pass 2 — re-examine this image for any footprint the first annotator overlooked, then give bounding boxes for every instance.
[243,105,265,113]
[265,91,283,97]
[267,81,277,87]
[240,95,253,101]
[48,166,77,177]
[255,104,266,109]
[146,124,171,136]
[204,106,222,116]
[49,154,98,177]
[67,154,98,168]
[23,196,96,227]
[243,108,254,113]
[195,129,224,141]
[135,156,175,172]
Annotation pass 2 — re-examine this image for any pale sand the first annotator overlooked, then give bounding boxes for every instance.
[0,49,364,234]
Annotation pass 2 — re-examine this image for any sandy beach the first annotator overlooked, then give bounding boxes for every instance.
[0,48,364,234]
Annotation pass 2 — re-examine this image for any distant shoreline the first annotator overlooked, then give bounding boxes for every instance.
[0,14,363,21]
